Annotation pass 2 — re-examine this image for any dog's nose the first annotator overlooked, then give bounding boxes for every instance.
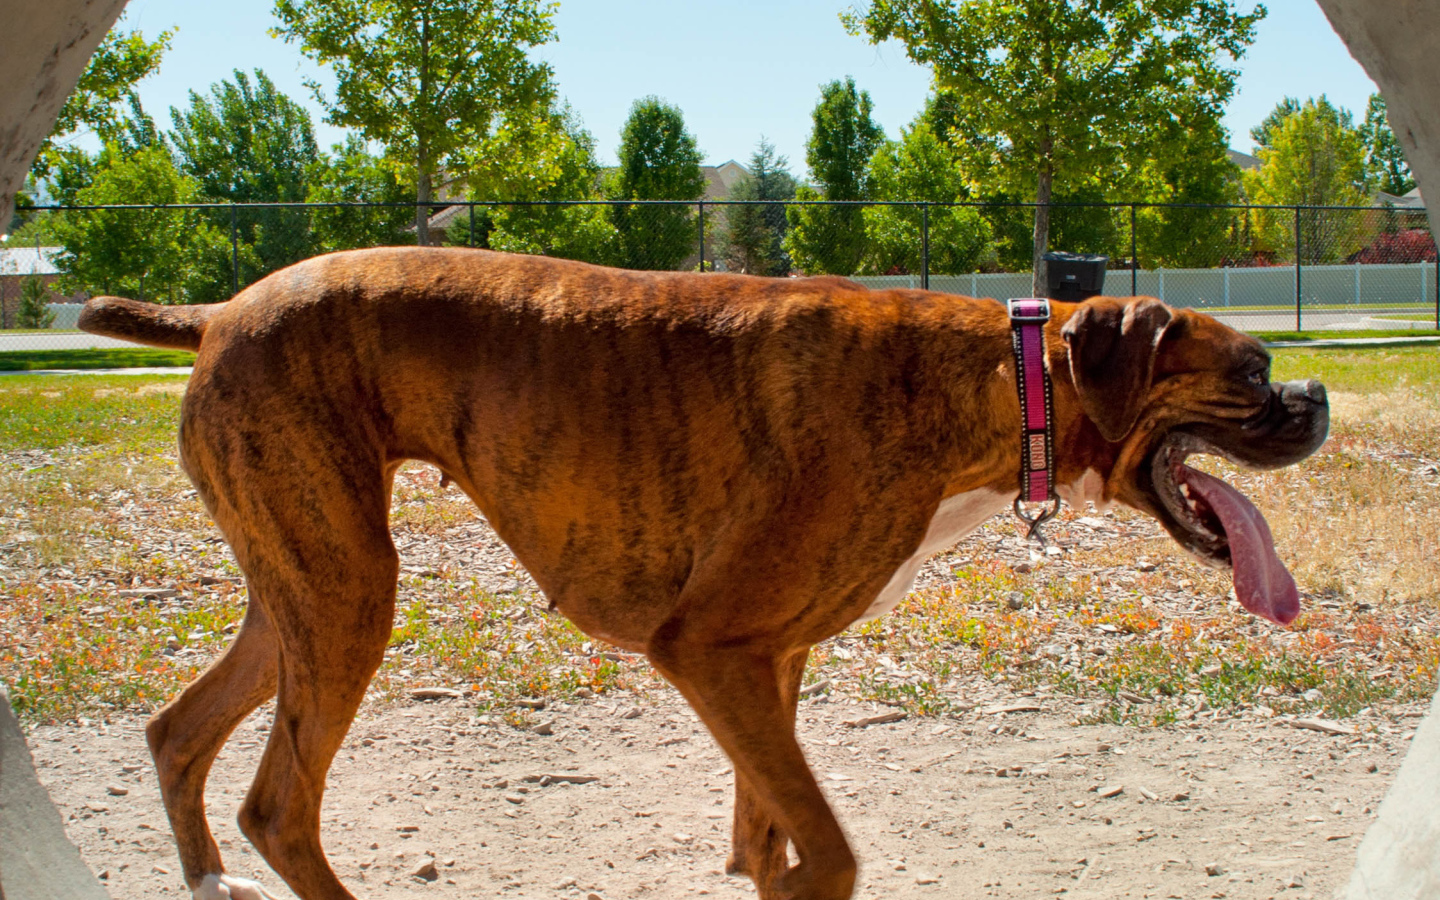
[1279,379,1326,408]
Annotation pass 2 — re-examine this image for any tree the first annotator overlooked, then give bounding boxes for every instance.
[306,135,416,252]
[17,276,56,329]
[1133,101,1245,268]
[51,145,233,304]
[31,21,173,181]
[784,78,885,275]
[272,0,558,246]
[861,121,993,275]
[1244,97,1370,264]
[1249,96,1301,152]
[609,97,705,271]
[454,102,616,263]
[847,0,1264,294]
[1359,93,1414,197]
[719,139,797,276]
[170,70,321,282]
[45,92,166,207]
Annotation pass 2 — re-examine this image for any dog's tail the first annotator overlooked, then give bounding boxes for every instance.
[78,296,221,352]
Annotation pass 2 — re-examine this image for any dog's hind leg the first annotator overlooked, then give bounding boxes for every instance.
[227,492,398,900]
[726,647,809,886]
[146,598,279,898]
[648,639,855,900]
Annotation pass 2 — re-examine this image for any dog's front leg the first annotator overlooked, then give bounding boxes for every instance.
[726,647,810,884]
[648,640,854,900]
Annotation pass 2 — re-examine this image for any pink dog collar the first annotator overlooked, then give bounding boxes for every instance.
[1007,298,1061,541]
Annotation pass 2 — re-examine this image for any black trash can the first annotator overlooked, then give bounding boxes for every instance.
[1043,251,1108,302]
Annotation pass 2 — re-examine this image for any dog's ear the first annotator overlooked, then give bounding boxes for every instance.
[1060,298,1174,442]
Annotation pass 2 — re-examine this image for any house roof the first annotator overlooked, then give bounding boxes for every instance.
[1226,149,1262,171]
[425,204,471,233]
[1377,186,1426,208]
[0,246,60,276]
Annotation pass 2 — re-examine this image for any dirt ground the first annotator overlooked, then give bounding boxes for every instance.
[27,670,1421,900]
[9,440,1435,900]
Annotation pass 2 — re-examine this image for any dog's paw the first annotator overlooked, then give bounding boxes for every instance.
[192,873,280,900]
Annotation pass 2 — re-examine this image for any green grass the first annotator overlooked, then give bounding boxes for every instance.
[0,374,188,450]
[1271,344,1440,393]
[1254,328,1440,342]
[1,582,248,722]
[0,347,196,372]
[378,581,639,711]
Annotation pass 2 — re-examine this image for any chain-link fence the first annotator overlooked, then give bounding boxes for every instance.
[4,199,1437,353]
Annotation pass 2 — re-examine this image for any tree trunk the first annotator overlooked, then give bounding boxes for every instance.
[415,12,432,248]
[416,166,432,247]
[1031,160,1054,297]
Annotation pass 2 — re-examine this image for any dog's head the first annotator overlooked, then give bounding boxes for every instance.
[1060,297,1328,626]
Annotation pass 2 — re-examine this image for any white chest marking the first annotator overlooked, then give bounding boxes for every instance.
[1056,467,1111,512]
[858,489,1012,622]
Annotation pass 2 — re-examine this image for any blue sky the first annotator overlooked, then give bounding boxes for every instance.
[115,0,1379,173]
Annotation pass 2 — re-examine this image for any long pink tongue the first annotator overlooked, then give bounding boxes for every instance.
[1174,464,1300,625]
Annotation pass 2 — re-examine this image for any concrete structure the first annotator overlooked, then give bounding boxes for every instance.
[1342,685,1440,899]
[1316,1,1440,247]
[0,686,111,900]
[0,0,128,231]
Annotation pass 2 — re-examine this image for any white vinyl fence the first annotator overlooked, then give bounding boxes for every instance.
[857,261,1437,310]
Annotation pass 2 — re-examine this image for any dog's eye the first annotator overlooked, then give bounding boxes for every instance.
[1247,369,1268,387]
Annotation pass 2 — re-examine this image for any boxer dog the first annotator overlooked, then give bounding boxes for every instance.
[80,248,1328,900]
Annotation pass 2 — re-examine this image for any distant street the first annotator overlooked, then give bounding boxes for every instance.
[1203,305,1437,332]
[0,332,139,352]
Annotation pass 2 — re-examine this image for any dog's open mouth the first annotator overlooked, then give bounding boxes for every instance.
[1148,433,1300,626]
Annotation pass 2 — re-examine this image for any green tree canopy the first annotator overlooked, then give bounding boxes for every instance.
[846,0,1263,294]
[1132,100,1244,268]
[784,78,885,275]
[719,139,797,276]
[1359,93,1414,197]
[51,145,232,304]
[44,88,169,208]
[272,0,558,245]
[1249,96,1301,152]
[861,121,993,276]
[169,69,322,283]
[1244,97,1370,263]
[459,102,616,262]
[306,135,416,253]
[608,96,705,270]
[802,76,884,203]
[170,69,319,205]
[32,20,173,181]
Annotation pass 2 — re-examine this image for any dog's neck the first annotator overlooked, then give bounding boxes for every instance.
[924,300,1120,510]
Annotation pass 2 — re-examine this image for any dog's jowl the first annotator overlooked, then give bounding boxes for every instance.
[81,248,1327,900]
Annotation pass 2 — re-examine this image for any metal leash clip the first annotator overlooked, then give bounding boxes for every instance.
[1013,496,1061,547]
